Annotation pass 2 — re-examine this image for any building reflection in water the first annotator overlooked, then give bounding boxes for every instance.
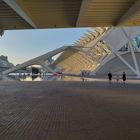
[8,73,60,81]
[7,73,86,81]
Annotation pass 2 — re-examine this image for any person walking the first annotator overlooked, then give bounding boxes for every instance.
[122,72,126,84]
[108,72,112,84]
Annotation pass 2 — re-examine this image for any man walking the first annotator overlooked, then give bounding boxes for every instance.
[122,72,126,84]
[108,72,112,84]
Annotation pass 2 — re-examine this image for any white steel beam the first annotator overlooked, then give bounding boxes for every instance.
[3,0,37,28]
[92,53,114,75]
[71,46,96,59]
[114,52,137,75]
[2,46,70,75]
[38,61,55,73]
[134,45,140,52]
[122,28,140,76]
[86,27,113,52]
[128,41,140,76]
[106,40,138,75]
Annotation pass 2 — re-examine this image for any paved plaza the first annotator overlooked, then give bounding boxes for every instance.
[0,81,140,140]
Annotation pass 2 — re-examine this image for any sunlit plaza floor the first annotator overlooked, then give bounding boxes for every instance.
[0,81,140,140]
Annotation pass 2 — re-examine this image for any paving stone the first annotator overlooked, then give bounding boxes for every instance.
[0,81,140,140]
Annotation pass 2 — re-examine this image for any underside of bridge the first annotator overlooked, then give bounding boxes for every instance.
[0,0,140,32]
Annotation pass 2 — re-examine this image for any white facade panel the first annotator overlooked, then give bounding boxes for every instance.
[104,28,128,51]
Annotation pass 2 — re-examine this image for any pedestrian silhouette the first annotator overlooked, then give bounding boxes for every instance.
[122,72,126,84]
[108,72,112,84]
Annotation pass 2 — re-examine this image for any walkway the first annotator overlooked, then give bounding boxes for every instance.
[0,81,140,140]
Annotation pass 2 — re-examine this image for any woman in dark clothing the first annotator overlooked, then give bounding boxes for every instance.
[122,72,126,84]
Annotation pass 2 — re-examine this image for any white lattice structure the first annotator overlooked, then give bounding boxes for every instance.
[91,27,140,77]
[54,26,140,77]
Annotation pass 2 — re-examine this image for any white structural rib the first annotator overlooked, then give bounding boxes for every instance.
[38,61,55,73]
[2,46,70,75]
[3,0,37,28]
[72,46,96,59]
[117,0,140,25]
[114,52,138,75]
[94,27,140,76]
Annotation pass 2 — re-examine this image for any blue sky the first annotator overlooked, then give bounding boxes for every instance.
[0,28,91,65]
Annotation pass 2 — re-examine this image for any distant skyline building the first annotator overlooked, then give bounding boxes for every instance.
[0,55,14,72]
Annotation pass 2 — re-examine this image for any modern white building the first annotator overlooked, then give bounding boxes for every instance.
[3,27,140,78]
